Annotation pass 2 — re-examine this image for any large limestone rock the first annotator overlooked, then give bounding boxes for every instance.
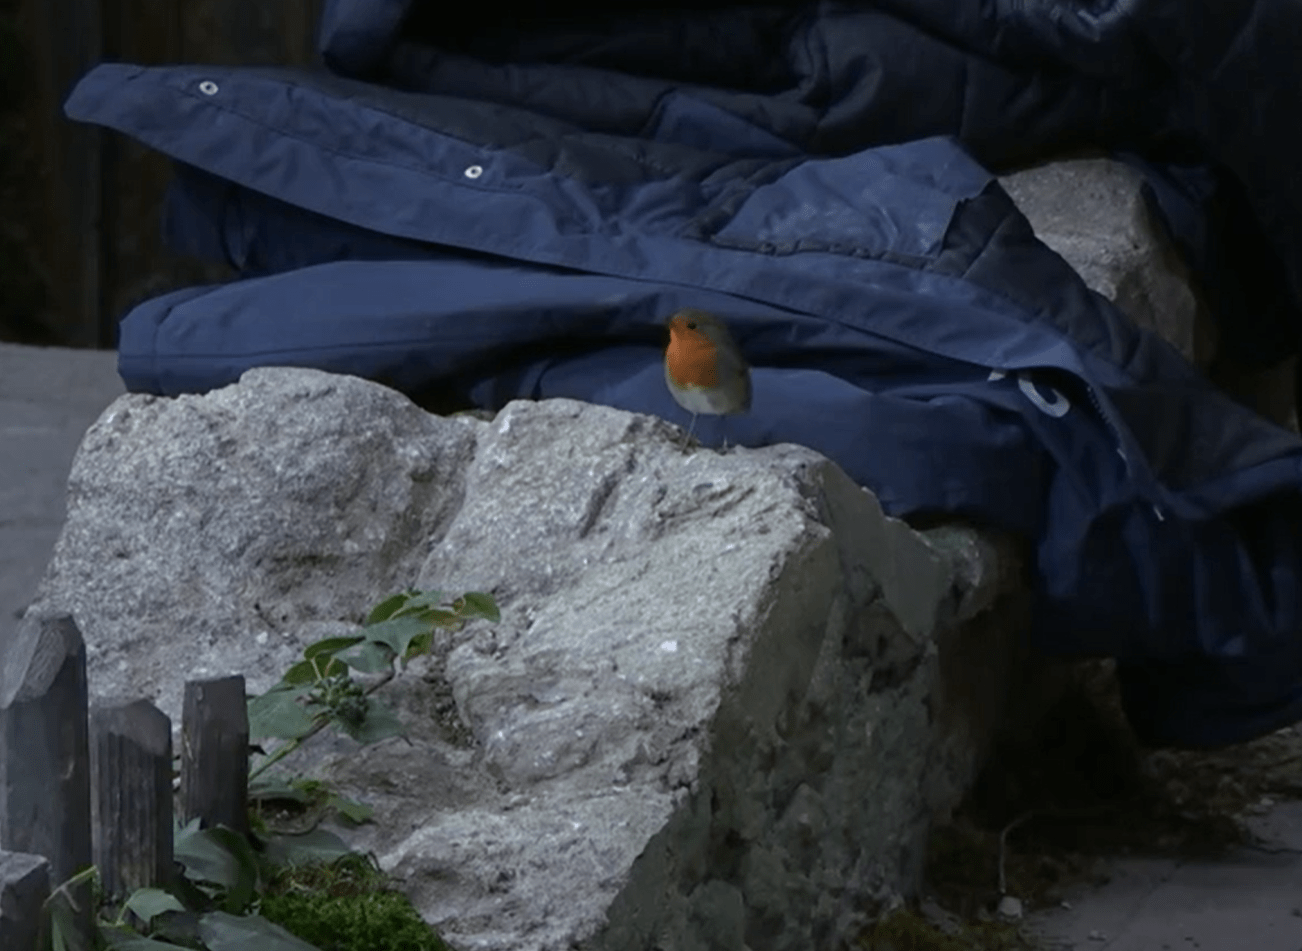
[28,367,1026,951]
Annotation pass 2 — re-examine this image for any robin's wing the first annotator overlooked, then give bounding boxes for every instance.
[720,350,752,413]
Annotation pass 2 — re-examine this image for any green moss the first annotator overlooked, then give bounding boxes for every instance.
[862,910,967,951]
[260,891,448,951]
[861,910,1028,951]
[259,854,448,951]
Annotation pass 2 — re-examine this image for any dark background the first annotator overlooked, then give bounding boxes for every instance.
[0,0,322,348]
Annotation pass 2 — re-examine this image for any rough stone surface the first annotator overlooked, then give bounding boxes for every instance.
[1000,158,1217,370]
[27,367,1028,951]
[1002,157,1297,431]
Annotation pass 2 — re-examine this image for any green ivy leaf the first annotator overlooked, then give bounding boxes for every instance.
[289,777,330,798]
[455,592,501,622]
[338,639,394,674]
[99,922,192,949]
[392,589,446,614]
[198,911,322,951]
[49,891,90,951]
[411,608,459,629]
[402,631,433,664]
[362,615,436,658]
[206,826,262,914]
[121,887,186,924]
[174,823,242,892]
[119,887,186,926]
[280,660,319,687]
[247,775,308,804]
[338,699,406,746]
[261,827,353,869]
[248,686,319,741]
[364,592,411,626]
[326,793,375,825]
[303,635,365,662]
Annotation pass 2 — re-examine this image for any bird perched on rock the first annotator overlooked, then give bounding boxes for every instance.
[663,308,752,449]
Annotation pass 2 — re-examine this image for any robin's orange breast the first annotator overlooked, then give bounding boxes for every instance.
[666,327,719,389]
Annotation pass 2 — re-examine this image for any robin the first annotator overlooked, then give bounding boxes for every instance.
[663,308,752,449]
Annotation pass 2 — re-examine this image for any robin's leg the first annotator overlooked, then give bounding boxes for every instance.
[679,413,698,451]
[719,421,735,453]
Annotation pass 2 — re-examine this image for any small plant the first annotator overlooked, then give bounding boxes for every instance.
[248,589,499,782]
[47,587,498,951]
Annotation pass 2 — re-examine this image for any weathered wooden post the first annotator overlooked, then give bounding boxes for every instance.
[0,850,51,951]
[0,613,94,943]
[181,676,249,832]
[91,698,173,899]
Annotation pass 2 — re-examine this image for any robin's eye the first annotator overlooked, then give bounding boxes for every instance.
[686,321,697,330]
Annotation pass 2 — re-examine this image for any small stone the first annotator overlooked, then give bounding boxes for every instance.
[919,898,963,936]
[1059,900,1072,910]
[1088,930,1108,942]
[996,895,1023,920]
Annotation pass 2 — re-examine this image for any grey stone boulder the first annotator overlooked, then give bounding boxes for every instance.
[1001,158,1297,431]
[999,158,1216,369]
[27,367,1027,951]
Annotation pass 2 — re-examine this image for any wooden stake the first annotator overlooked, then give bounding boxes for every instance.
[181,676,249,832]
[0,613,93,944]
[91,698,173,899]
[0,850,50,951]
